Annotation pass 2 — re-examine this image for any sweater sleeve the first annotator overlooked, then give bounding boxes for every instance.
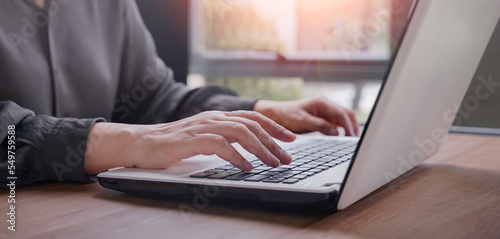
[0,101,104,188]
[111,0,257,124]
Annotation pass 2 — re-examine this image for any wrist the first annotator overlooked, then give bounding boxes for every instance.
[254,100,284,126]
[84,122,139,174]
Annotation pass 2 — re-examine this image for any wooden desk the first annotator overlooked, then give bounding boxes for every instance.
[1,133,500,239]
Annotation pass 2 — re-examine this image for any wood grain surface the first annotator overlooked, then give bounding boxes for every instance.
[1,133,499,239]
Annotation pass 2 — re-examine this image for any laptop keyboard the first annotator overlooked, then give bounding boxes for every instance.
[190,139,358,184]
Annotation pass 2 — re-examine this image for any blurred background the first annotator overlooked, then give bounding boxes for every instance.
[136,0,500,132]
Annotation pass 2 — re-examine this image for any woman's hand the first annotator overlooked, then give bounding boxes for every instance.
[84,111,296,174]
[254,97,359,136]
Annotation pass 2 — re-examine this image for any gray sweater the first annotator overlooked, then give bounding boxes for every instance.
[0,0,255,188]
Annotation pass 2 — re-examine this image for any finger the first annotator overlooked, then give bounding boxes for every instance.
[195,134,253,171]
[338,111,356,136]
[224,111,296,142]
[345,107,360,136]
[214,116,293,164]
[316,100,356,136]
[197,122,282,167]
[301,113,339,136]
[344,108,359,136]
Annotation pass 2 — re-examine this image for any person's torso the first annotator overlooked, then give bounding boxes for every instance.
[0,0,126,119]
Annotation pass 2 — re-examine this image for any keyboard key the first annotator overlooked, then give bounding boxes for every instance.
[276,171,295,178]
[207,171,239,179]
[309,168,323,173]
[297,164,316,169]
[324,162,338,167]
[268,168,289,172]
[204,169,225,174]
[294,152,312,156]
[215,165,234,170]
[246,169,264,174]
[319,156,338,161]
[292,175,308,180]
[225,172,255,181]
[287,170,303,175]
[273,176,286,180]
[244,174,271,182]
[300,171,316,176]
[294,158,313,162]
[293,167,310,171]
[291,155,305,160]
[282,179,299,184]
[254,165,273,170]
[260,171,280,176]
[277,165,295,169]
[309,153,328,158]
[190,172,215,178]
[263,177,284,183]
[330,152,346,157]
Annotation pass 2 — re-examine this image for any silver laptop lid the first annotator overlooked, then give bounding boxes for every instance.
[338,0,500,209]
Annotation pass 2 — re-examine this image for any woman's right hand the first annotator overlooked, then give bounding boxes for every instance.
[84,111,296,175]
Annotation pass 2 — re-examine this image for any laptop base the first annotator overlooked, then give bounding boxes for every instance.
[98,177,338,211]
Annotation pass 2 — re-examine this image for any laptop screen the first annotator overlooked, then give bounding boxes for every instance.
[338,0,500,209]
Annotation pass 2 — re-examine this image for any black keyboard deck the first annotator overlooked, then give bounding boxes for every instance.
[190,139,358,184]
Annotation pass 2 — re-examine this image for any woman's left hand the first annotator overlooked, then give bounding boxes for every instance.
[254,97,359,136]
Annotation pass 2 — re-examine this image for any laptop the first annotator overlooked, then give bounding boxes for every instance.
[98,0,500,211]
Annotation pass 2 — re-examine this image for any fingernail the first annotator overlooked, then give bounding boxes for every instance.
[328,128,338,135]
[284,130,296,139]
[268,151,280,166]
[242,161,253,171]
[280,149,292,164]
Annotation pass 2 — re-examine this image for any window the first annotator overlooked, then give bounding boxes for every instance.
[193,0,393,60]
[189,0,413,123]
